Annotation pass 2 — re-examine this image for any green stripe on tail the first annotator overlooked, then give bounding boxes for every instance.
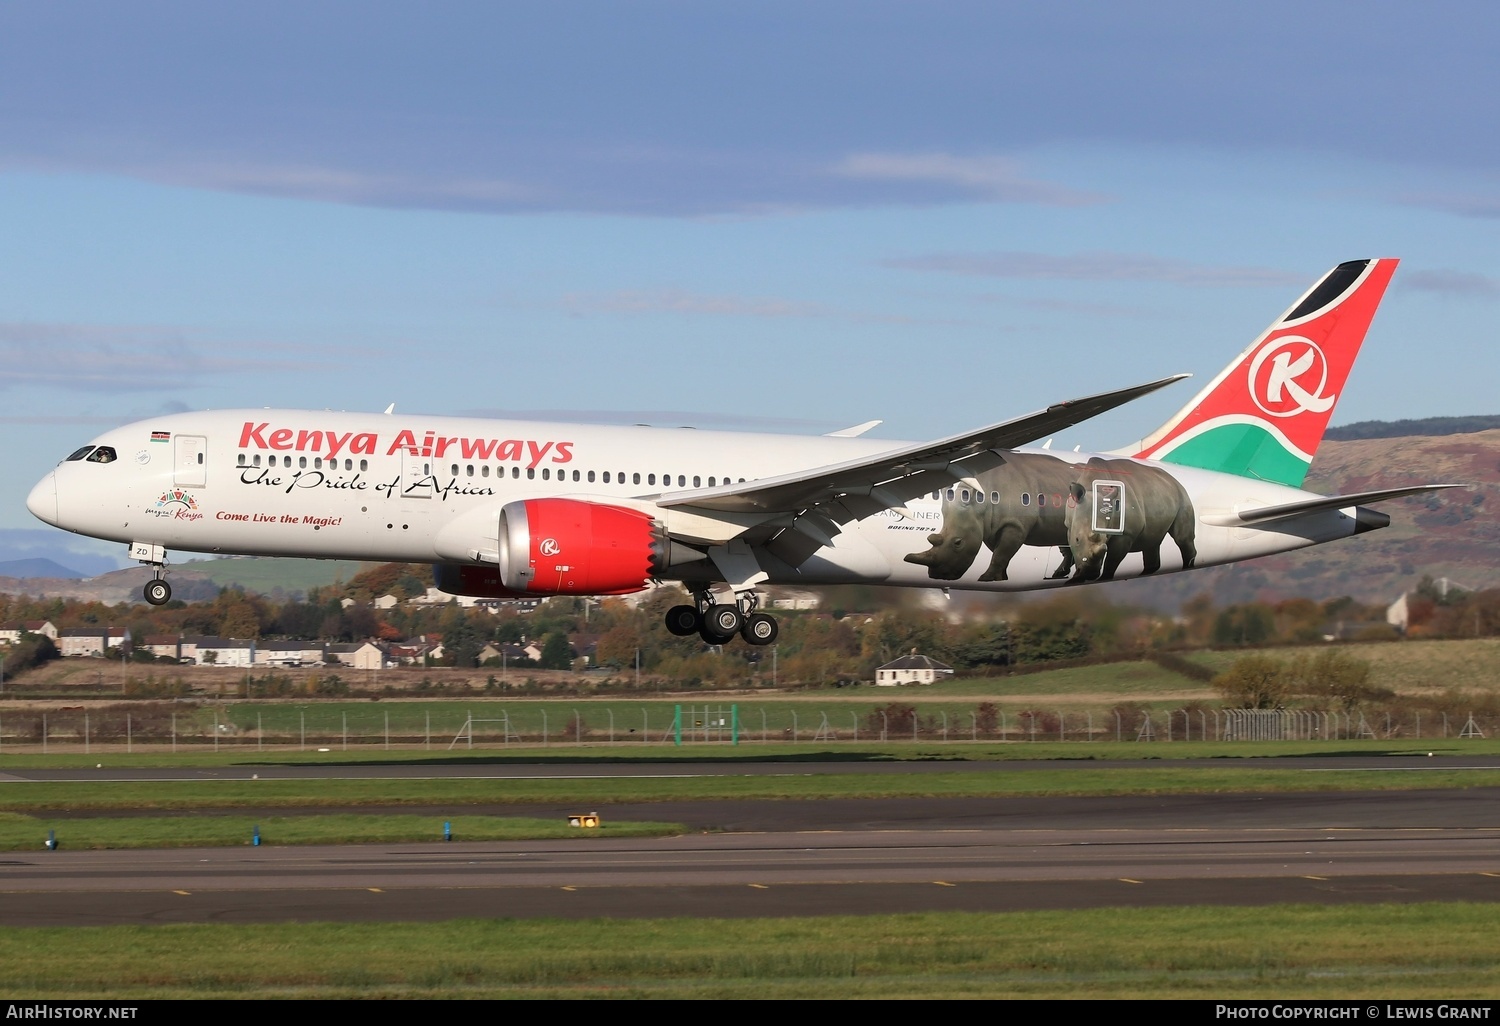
[1158,423,1310,488]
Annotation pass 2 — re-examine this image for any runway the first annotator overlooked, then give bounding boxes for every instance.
[6,785,1500,924]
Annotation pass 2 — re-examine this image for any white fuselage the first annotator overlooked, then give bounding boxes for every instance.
[26,409,1365,592]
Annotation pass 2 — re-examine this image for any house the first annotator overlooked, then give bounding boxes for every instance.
[185,636,255,667]
[255,640,326,667]
[0,620,59,645]
[142,634,184,661]
[57,628,131,658]
[875,652,954,686]
[326,641,387,670]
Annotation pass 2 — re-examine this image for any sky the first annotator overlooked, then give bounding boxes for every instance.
[1,1,1497,570]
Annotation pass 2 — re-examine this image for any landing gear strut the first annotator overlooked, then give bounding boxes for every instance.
[663,589,778,646]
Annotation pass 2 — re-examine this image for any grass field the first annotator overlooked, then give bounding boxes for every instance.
[5,757,1500,816]
[0,811,681,850]
[1186,638,1500,694]
[2,905,1498,998]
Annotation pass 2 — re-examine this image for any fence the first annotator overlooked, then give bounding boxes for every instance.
[0,702,1489,752]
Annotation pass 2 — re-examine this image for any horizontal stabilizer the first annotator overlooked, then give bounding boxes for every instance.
[1199,484,1466,527]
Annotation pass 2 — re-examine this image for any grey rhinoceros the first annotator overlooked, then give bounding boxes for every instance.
[1064,457,1197,582]
[903,452,1077,582]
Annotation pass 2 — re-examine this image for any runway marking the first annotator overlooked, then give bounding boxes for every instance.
[1303,875,1328,880]
[934,881,955,887]
[748,884,769,889]
[367,888,383,893]
[172,890,190,895]
[1119,878,1142,884]
[561,886,577,891]
[1479,872,1500,878]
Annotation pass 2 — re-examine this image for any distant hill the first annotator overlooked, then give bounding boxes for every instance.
[1326,416,1500,441]
[0,557,372,604]
[0,557,86,579]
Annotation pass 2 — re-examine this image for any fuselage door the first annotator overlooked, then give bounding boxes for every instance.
[401,449,436,499]
[174,435,208,488]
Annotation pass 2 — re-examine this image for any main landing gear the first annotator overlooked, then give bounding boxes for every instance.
[665,590,779,646]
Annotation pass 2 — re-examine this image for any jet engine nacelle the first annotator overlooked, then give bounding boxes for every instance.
[432,563,530,599]
[498,498,667,595]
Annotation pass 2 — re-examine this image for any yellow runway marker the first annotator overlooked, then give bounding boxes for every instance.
[933,881,956,887]
[1303,875,1328,881]
[748,884,769,889]
[1119,878,1142,885]
[172,890,190,896]
[561,886,577,892]
[368,888,383,893]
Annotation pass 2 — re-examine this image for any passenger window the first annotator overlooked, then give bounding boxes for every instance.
[678,475,685,487]
[603,471,611,483]
[648,474,656,486]
[237,454,247,467]
[587,470,595,483]
[1038,493,1047,507]
[960,489,970,503]
[542,468,550,480]
[512,467,519,479]
[991,491,999,504]
[708,477,715,487]
[65,446,95,461]
[314,458,323,469]
[360,460,368,471]
[482,465,489,478]
[693,476,701,488]
[527,468,535,480]
[975,490,984,504]
[573,470,580,482]
[254,455,262,467]
[465,465,473,478]
[945,488,955,501]
[1022,493,1030,506]
[300,457,308,469]
[633,473,641,485]
[198,453,204,465]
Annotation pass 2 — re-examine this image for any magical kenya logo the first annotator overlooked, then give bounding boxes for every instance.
[149,488,203,520]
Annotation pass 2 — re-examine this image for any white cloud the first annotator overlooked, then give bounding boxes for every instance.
[1401,269,1500,297]
[832,153,1109,207]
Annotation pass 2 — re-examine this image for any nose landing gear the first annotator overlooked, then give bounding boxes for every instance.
[663,590,778,646]
[130,541,172,605]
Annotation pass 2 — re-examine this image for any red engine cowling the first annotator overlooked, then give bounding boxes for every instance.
[498,498,664,595]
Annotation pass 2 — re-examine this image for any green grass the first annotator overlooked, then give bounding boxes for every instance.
[1188,638,1500,694]
[3,904,1500,998]
[181,556,370,593]
[5,759,1500,814]
[0,812,682,850]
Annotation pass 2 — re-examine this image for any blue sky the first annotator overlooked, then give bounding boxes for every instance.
[1,2,1497,568]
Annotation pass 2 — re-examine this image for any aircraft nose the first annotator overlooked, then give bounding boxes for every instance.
[26,471,58,526]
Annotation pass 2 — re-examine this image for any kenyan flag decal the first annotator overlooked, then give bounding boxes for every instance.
[1133,259,1398,489]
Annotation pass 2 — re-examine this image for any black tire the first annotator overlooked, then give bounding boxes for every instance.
[740,612,778,646]
[698,622,734,646]
[664,605,700,636]
[705,604,743,637]
[144,579,171,606]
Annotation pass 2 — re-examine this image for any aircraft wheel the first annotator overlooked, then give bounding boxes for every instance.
[664,605,701,636]
[740,612,778,646]
[698,622,735,646]
[144,579,172,606]
[705,604,743,637]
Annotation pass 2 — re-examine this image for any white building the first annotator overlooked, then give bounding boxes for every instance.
[875,653,954,686]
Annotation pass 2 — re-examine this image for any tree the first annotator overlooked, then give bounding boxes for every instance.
[1212,655,1291,709]
[538,632,574,670]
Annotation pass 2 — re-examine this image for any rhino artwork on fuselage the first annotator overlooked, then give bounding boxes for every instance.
[903,452,1079,582]
[1064,456,1197,582]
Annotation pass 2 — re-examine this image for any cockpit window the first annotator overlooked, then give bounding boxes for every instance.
[85,446,118,464]
[65,446,96,462]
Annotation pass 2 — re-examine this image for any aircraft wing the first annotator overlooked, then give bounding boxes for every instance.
[1198,484,1468,527]
[658,374,1190,518]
